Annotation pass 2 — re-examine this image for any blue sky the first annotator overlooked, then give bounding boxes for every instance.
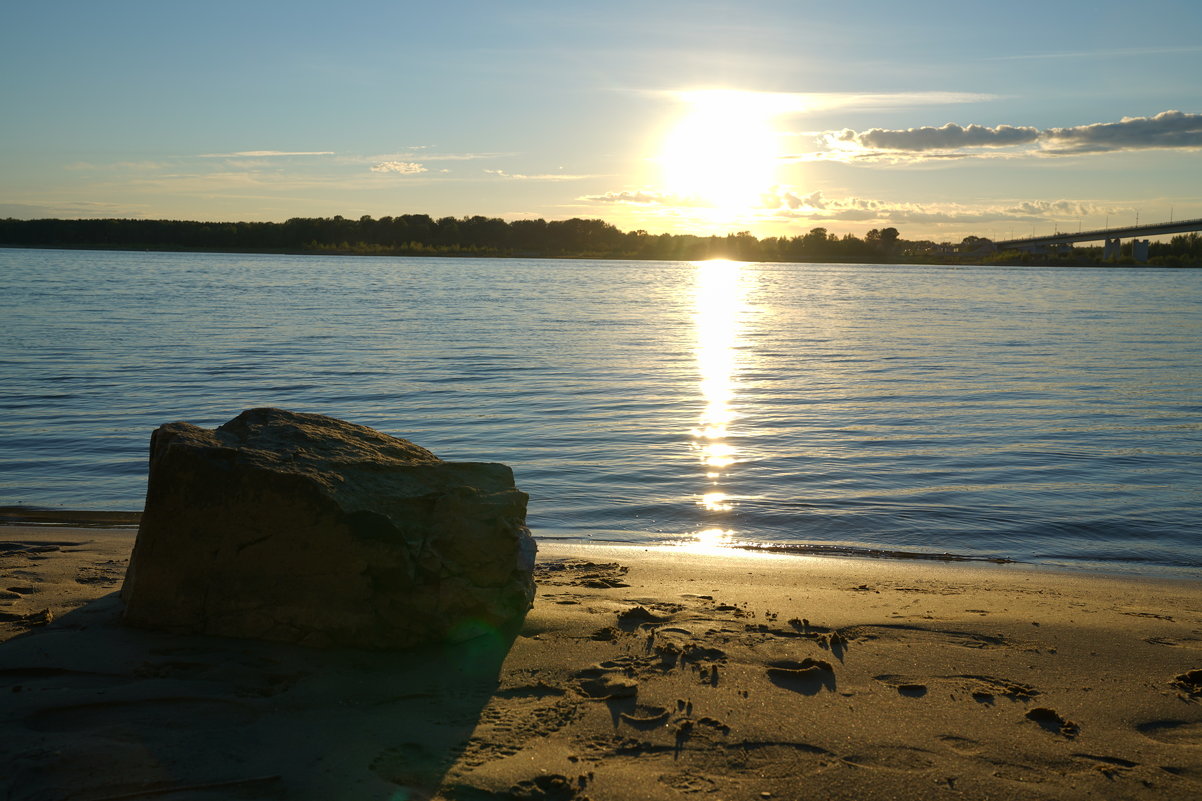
[3,0,1201,240]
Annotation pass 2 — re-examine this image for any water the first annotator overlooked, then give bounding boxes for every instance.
[2,248,1199,576]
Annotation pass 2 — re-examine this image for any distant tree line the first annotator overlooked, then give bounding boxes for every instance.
[0,215,908,262]
[1,215,1199,265]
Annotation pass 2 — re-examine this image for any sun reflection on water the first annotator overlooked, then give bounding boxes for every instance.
[700,491,732,512]
[689,259,752,549]
[673,527,737,556]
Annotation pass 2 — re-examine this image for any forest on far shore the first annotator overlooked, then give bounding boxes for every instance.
[2,214,1201,266]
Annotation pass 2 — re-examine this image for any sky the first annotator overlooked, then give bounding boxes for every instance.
[3,0,1202,242]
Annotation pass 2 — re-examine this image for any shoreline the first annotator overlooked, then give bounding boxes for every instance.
[5,506,1201,582]
[0,506,142,528]
[2,526,1200,800]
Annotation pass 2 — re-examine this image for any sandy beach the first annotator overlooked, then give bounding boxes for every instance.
[3,524,1201,801]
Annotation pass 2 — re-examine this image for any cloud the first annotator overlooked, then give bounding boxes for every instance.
[588,183,1122,228]
[760,189,827,210]
[763,191,891,220]
[0,200,148,219]
[759,191,1119,226]
[419,152,507,161]
[800,91,997,112]
[199,150,334,158]
[1001,199,1105,217]
[370,161,427,174]
[813,110,1202,162]
[579,190,707,206]
[852,122,1040,151]
[1042,110,1202,154]
[485,169,595,181]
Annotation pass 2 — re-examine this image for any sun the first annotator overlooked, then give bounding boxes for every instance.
[659,90,785,212]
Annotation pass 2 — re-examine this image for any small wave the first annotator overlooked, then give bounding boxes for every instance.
[728,541,1017,564]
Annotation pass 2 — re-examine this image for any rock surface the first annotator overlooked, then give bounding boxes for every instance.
[121,408,536,648]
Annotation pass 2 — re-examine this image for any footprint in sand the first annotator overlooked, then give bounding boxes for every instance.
[842,744,937,772]
[876,673,1033,705]
[535,560,630,589]
[573,664,639,699]
[873,675,928,697]
[840,623,1014,651]
[506,773,593,801]
[1138,720,1202,746]
[961,675,1040,704]
[1144,636,1202,648]
[0,609,53,627]
[618,704,671,730]
[1025,707,1080,738]
[714,741,834,779]
[766,659,836,695]
[658,772,718,794]
[589,625,621,641]
[937,735,983,755]
[1172,669,1202,700]
[74,565,123,585]
[1072,753,1139,779]
[449,689,582,771]
[648,627,727,672]
[616,605,669,631]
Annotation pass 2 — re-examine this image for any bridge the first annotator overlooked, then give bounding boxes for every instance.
[992,216,1202,261]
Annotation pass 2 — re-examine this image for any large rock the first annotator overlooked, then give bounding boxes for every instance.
[121,408,536,648]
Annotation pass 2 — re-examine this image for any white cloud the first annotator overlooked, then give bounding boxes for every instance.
[370,161,427,174]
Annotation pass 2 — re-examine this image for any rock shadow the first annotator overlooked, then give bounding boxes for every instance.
[0,592,522,801]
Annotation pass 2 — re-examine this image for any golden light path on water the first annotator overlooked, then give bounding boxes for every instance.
[688,259,752,553]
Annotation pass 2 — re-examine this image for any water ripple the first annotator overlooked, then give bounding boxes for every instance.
[1,250,1199,575]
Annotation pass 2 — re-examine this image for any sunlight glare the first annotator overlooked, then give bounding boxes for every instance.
[659,91,784,211]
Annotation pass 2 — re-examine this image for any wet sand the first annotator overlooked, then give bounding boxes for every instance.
[2,525,1201,800]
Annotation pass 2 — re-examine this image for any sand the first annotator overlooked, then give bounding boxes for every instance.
[3,525,1201,801]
